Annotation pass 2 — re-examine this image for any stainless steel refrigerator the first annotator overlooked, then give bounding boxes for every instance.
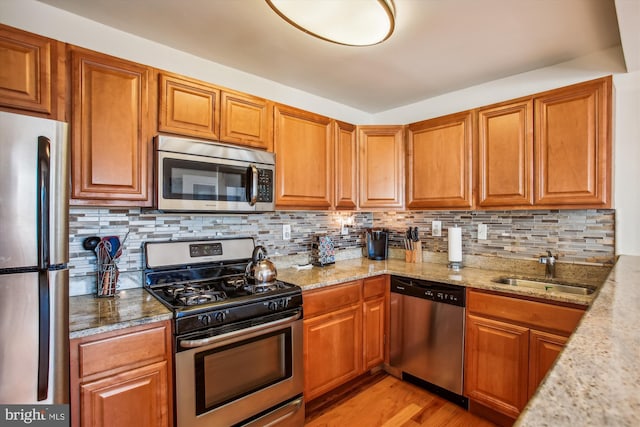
[0,111,69,404]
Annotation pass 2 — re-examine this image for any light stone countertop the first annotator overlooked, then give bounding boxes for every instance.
[69,288,173,339]
[515,255,640,426]
[277,257,601,306]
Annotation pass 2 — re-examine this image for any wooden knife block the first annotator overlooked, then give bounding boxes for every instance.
[405,241,422,263]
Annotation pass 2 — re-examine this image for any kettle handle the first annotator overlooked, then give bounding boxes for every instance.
[252,245,267,261]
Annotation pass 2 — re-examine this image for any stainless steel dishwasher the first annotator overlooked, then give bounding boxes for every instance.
[389,275,467,407]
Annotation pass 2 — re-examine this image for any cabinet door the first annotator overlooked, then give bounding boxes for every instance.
[465,314,529,419]
[80,361,169,427]
[220,90,272,150]
[70,47,153,206]
[274,104,333,209]
[334,120,358,209]
[407,111,473,208]
[358,125,404,209]
[363,295,385,370]
[158,72,219,140]
[477,99,534,208]
[303,304,362,400]
[534,76,611,207]
[0,24,64,119]
[528,329,567,398]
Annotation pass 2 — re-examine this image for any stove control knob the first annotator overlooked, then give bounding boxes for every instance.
[198,314,212,326]
[268,301,279,311]
[214,311,226,323]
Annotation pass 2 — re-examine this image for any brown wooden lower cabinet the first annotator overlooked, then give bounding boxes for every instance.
[362,275,388,370]
[303,276,388,402]
[70,320,173,427]
[465,314,530,419]
[79,361,168,427]
[528,329,568,398]
[464,289,585,425]
[304,303,362,400]
[303,280,362,401]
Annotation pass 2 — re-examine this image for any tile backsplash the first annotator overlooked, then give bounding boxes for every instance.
[69,207,615,295]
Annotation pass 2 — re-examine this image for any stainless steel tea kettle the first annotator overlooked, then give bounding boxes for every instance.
[245,245,277,284]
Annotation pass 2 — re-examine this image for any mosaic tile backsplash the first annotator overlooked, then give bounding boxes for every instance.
[69,208,615,295]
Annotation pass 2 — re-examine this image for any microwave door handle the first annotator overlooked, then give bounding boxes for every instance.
[246,164,258,206]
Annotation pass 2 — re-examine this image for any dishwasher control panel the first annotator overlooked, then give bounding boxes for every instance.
[390,276,465,307]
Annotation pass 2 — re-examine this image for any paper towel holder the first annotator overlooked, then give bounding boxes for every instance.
[448,225,463,271]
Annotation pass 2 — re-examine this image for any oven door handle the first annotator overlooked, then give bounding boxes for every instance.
[179,311,302,349]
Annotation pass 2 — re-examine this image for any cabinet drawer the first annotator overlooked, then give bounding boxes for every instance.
[467,289,585,336]
[304,280,361,317]
[363,275,387,299]
[78,324,169,378]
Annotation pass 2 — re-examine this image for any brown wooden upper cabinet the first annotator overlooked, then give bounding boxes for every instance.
[158,72,220,140]
[0,24,65,120]
[358,125,404,209]
[274,104,333,209]
[407,112,473,209]
[334,120,358,209]
[476,98,534,208]
[220,89,273,150]
[69,46,154,206]
[534,76,611,208]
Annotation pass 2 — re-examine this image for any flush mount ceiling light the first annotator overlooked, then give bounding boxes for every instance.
[266,0,396,47]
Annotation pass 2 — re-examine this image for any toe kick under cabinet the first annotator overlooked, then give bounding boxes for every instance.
[70,320,173,427]
[464,289,586,425]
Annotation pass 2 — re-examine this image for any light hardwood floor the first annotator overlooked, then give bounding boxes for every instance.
[305,372,496,427]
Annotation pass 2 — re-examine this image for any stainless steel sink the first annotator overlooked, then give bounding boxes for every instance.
[493,277,596,295]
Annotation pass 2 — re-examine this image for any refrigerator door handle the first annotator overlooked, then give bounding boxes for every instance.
[38,136,51,270]
[37,270,50,401]
[37,136,51,401]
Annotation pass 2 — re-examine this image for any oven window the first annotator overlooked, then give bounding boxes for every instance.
[194,329,293,415]
[163,158,248,202]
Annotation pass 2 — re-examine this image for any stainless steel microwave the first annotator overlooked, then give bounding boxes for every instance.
[155,135,275,212]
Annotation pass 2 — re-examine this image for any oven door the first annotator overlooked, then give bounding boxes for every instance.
[156,150,275,212]
[175,310,304,427]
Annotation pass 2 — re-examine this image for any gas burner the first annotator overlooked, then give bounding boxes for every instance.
[179,291,226,306]
[224,277,247,288]
[246,282,284,294]
[163,284,204,298]
[162,282,228,306]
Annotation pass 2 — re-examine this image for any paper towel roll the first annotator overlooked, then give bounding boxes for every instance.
[448,227,462,262]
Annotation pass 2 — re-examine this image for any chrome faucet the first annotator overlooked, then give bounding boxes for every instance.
[539,250,557,279]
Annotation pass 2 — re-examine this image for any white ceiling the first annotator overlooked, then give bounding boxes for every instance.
[36,0,625,114]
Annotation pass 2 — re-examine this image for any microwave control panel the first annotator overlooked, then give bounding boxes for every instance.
[257,169,273,202]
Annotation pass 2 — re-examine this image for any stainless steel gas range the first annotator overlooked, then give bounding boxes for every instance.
[143,238,304,427]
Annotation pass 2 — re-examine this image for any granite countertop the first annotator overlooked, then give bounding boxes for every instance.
[515,255,640,426]
[69,288,173,339]
[277,258,601,306]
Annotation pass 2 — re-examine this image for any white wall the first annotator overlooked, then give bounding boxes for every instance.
[372,47,626,124]
[613,71,640,256]
[2,0,639,255]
